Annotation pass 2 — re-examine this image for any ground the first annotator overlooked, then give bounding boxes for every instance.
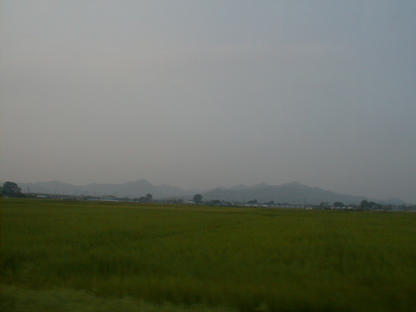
[1,199,416,311]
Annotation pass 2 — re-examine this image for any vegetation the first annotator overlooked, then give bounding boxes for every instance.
[1,198,416,311]
[1,182,23,197]
[193,194,203,203]
[360,200,382,210]
[1,285,232,312]
[137,193,153,203]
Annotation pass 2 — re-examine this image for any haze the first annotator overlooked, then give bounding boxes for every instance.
[1,1,415,202]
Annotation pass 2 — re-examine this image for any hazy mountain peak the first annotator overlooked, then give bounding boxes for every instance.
[281,181,306,187]
[254,182,269,188]
[17,180,406,205]
[128,179,153,186]
[18,179,192,198]
[203,182,367,204]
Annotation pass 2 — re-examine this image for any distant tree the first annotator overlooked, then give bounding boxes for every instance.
[2,181,23,197]
[360,200,369,210]
[193,194,203,203]
[361,200,373,210]
[138,193,153,203]
[369,201,381,210]
[247,199,258,205]
[360,200,381,210]
[333,201,344,208]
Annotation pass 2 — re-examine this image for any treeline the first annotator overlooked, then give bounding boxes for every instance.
[0,181,24,197]
[2,181,415,212]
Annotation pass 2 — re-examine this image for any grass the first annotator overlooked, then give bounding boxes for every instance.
[1,198,416,311]
[0,285,233,312]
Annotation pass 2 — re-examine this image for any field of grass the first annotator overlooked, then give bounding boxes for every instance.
[1,198,416,311]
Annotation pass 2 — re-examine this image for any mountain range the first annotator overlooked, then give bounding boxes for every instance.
[19,180,190,199]
[203,182,367,204]
[17,180,406,205]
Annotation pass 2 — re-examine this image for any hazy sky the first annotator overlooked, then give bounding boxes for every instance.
[1,0,415,202]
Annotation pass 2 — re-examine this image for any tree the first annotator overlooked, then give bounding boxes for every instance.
[2,181,23,197]
[138,193,153,203]
[360,200,380,210]
[193,194,203,203]
[360,200,369,210]
[333,201,344,208]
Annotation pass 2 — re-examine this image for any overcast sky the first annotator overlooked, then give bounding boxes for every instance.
[1,0,415,202]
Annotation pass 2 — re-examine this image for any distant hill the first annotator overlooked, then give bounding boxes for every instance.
[19,180,191,199]
[18,180,406,205]
[203,182,367,205]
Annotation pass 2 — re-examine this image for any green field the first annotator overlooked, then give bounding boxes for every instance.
[1,198,416,311]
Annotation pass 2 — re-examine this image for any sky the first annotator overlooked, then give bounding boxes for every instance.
[1,0,415,202]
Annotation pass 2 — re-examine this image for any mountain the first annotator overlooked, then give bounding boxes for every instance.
[19,180,191,199]
[378,198,407,206]
[19,180,402,205]
[203,182,367,205]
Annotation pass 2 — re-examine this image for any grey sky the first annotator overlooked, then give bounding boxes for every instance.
[1,0,415,202]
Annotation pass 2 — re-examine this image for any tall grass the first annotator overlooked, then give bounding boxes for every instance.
[1,198,416,311]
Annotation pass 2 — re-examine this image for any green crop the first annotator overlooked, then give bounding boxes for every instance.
[1,199,416,311]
